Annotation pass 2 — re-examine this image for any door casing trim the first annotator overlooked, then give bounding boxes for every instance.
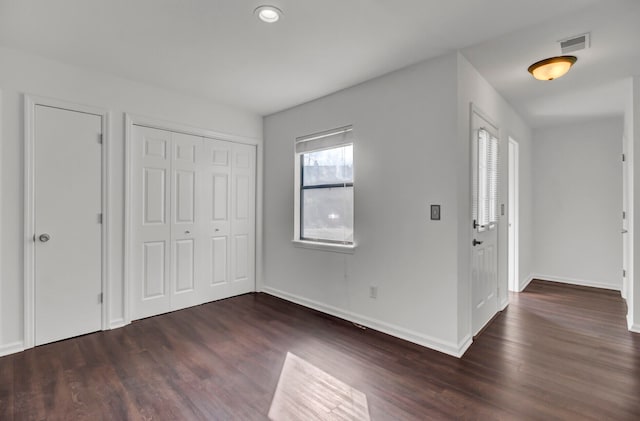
[23,94,110,348]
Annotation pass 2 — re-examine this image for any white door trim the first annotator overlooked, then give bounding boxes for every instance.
[508,137,520,292]
[24,95,110,349]
[123,113,263,324]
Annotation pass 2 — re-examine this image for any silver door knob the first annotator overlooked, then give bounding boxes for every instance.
[39,233,51,243]
[185,230,190,234]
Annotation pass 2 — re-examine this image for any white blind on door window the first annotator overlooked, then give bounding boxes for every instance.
[295,126,353,154]
[474,128,499,230]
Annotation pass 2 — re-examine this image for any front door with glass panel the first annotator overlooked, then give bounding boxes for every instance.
[471,110,500,335]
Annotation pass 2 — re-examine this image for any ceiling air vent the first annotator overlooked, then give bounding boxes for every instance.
[559,33,590,54]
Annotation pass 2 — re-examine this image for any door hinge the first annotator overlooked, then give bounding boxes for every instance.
[99,292,103,303]
[622,154,626,162]
[98,213,103,224]
[98,133,103,144]
[623,269,626,278]
[623,211,626,220]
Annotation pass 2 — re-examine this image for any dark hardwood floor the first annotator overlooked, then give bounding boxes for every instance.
[1,280,639,420]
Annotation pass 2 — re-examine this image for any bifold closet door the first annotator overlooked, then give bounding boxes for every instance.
[131,126,172,319]
[132,125,256,320]
[169,132,204,311]
[202,140,256,300]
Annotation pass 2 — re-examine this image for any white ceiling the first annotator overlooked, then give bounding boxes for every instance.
[1,0,635,128]
[462,0,640,128]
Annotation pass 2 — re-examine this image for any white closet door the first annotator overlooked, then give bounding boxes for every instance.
[203,139,233,300]
[230,143,256,296]
[132,125,172,319]
[202,140,256,300]
[170,132,204,310]
[131,126,256,320]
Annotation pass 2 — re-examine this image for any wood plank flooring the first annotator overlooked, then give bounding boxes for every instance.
[1,280,639,420]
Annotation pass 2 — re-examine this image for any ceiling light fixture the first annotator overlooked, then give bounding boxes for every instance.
[527,56,577,81]
[255,5,282,23]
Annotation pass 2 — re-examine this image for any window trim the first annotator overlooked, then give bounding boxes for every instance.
[293,127,356,253]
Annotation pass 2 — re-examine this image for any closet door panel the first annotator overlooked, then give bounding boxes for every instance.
[170,132,203,310]
[230,143,256,295]
[132,126,172,319]
[202,139,232,299]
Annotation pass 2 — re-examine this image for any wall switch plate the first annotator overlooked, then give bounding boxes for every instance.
[430,205,441,220]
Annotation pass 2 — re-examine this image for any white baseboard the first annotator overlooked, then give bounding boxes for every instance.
[530,273,621,291]
[628,314,640,333]
[262,286,471,358]
[519,274,534,292]
[0,341,24,357]
[109,319,129,330]
[499,299,509,311]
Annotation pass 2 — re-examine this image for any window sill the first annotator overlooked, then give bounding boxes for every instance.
[292,240,356,254]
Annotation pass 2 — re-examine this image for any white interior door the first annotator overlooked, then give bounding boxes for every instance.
[508,139,519,292]
[131,125,256,320]
[203,138,232,299]
[622,138,629,299]
[471,111,499,335]
[132,125,172,319]
[201,139,256,299]
[230,142,256,296]
[34,105,103,346]
[170,132,203,311]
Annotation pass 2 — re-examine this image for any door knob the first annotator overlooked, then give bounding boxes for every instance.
[39,233,51,243]
[472,239,483,246]
[622,229,628,234]
[185,230,191,234]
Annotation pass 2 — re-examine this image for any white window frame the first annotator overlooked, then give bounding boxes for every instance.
[293,126,356,253]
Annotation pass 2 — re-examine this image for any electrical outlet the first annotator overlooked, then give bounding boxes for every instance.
[369,286,378,299]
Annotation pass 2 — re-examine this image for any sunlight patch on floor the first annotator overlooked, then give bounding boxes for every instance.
[269,352,371,421]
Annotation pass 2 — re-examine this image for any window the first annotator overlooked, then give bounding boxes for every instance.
[473,128,499,231]
[294,126,354,249]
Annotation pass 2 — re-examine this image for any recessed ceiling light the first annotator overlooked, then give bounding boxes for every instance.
[527,56,577,81]
[255,5,282,23]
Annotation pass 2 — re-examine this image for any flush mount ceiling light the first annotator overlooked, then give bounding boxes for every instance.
[255,5,282,23]
[527,56,577,81]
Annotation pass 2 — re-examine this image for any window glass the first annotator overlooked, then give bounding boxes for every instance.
[299,143,353,245]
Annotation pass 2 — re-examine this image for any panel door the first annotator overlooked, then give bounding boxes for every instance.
[471,111,499,335]
[34,105,102,346]
[202,139,232,300]
[230,143,256,296]
[170,132,204,310]
[132,125,172,319]
[201,139,256,301]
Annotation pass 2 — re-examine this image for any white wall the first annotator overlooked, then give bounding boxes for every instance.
[0,46,262,354]
[262,52,532,357]
[263,53,465,356]
[532,118,623,290]
[456,54,534,340]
